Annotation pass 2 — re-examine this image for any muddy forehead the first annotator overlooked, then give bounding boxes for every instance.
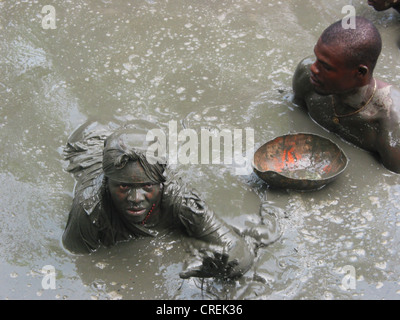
[106,161,155,184]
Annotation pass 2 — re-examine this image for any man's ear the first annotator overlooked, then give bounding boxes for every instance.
[357,65,369,77]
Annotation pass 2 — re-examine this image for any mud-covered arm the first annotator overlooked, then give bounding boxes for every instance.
[62,120,112,254]
[375,87,400,174]
[161,177,254,279]
[376,119,400,173]
[376,131,400,173]
[62,197,101,254]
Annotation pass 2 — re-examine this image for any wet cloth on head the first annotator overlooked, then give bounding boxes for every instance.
[102,124,166,184]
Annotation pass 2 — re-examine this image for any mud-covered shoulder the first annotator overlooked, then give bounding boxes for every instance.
[292,56,314,107]
[160,171,220,238]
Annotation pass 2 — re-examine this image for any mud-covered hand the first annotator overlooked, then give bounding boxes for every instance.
[179,247,240,279]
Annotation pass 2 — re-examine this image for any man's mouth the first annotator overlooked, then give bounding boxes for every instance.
[126,207,147,216]
[310,74,322,87]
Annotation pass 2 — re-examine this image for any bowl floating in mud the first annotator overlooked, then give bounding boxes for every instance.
[252,133,348,191]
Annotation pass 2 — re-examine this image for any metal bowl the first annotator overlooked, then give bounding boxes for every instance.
[253,133,348,191]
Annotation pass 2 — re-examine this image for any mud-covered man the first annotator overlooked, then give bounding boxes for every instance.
[62,119,279,279]
[292,17,400,173]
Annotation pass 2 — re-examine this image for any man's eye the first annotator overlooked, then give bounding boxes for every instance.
[119,184,130,191]
[143,184,153,191]
[321,63,332,71]
[315,59,331,71]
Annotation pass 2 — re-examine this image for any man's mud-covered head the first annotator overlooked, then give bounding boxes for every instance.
[102,121,166,224]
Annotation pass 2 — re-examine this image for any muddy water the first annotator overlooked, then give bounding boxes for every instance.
[1,0,400,300]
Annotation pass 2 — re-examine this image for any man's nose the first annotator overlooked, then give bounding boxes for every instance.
[127,188,145,203]
[310,61,319,75]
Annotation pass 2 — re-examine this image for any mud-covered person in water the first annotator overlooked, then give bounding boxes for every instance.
[62,119,280,279]
[367,0,400,13]
[292,17,400,173]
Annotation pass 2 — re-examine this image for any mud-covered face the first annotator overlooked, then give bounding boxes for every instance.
[107,161,162,224]
[309,38,364,96]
